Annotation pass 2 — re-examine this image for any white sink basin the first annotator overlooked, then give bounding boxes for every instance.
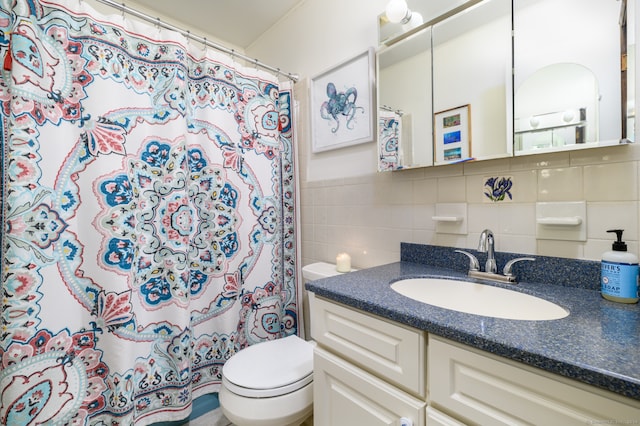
[391,278,569,321]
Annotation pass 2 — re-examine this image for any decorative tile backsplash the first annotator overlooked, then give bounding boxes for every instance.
[483,175,513,203]
[300,145,640,269]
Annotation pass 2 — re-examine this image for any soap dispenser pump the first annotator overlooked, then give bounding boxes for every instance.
[601,229,639,303]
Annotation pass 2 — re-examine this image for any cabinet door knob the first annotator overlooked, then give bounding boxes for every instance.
[400,417,413,426]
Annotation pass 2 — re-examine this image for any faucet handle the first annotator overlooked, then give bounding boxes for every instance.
[455,249,480,272]
[502,257,536,279]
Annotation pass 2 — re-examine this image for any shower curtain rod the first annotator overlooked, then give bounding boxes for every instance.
[92,0,300,82]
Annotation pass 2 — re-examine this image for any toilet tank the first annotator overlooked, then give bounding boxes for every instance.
[302,262,347,281]
[300,262,353,340]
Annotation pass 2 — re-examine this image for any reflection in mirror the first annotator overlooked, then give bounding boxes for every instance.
[514,0,628,155]
[377,28,433,171]
[432,0,513,164]
[623,0,635,142]
[515,64,598,151]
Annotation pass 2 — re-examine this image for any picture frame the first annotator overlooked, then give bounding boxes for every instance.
[434,105,472,165]
[310,48,376,153]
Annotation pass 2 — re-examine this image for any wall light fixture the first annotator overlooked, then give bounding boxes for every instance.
[385,0,412,24]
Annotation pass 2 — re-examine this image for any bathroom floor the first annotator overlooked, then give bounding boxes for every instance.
[189,412,314,426]
[151,394,232,426]
[182,409,231,426]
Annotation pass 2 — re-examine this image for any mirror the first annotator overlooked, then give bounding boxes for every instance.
[376,0,633,172]
[514,63,599,151]
[432,0,513,165]
[378,28,433,171]
[626,0,636,142]
[377,0,513,171]
[513,0,629,155]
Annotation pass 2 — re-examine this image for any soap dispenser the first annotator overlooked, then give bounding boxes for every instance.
[601,229,639,303]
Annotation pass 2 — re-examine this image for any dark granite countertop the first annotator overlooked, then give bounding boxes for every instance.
[305,244,640,401]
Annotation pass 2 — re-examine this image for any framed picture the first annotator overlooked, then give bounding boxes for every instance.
[434,105,472,165]
[310,48,376,153]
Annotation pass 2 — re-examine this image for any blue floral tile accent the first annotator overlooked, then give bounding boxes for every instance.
[484,176,513,202]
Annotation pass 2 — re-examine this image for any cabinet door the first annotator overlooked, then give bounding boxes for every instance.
[314,346,426,426]
[429,336,640,425]
[426,406,466,426]
[310,294,427,397]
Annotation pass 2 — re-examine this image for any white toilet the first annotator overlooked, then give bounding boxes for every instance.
[219,262,342,426]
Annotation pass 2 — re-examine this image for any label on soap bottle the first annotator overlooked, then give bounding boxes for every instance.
[601,261,640,299]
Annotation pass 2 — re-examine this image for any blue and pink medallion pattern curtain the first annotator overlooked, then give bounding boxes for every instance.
[0,0,299,424]
[378,109,401,171]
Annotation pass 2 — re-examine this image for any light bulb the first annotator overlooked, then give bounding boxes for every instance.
[385,0,409,24]
[529,116,540,128]
[402,11,423,30]
[562,110,575,123]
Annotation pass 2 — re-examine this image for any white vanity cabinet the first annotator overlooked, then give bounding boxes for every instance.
[310,294,427,426]
[310,294,640,425]
[429,336,640,425]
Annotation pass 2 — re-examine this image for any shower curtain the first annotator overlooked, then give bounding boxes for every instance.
[0,0,299,424]
[378,109,402,171]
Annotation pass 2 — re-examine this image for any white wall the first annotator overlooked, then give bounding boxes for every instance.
[252,0,640,269]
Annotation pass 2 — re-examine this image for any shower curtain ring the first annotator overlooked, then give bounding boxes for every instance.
[121,2,125,19]
[254,58,259,70]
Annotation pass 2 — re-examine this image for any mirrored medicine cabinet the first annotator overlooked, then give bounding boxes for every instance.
[377,0,635,172]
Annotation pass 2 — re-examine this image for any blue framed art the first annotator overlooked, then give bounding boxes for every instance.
[434,104,471,165]
[310,48,376,152]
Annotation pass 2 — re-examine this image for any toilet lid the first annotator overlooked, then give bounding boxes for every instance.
[222,335,314,398]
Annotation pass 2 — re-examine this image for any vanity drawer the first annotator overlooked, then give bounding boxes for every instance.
[310,294,426,397]
[429,336,640,425]
[314,346,426,426]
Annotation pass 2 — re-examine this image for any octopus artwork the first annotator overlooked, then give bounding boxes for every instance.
[320,82,365,133]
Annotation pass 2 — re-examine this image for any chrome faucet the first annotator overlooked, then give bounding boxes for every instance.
[478,229,497,274]
[454,229,536,283]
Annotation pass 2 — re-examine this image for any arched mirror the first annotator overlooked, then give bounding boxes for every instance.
[515,63,600,151]
[513,0,631,155]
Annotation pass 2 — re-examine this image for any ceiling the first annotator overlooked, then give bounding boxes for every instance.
[126,0,304,49]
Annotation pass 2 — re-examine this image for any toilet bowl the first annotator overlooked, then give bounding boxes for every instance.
[219,335,314,426]
[219,262,344,426]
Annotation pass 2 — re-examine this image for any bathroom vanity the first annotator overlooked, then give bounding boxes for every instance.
[307,244,640,425]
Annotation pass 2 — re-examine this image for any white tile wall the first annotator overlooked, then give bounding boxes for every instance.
[538,167,584,201]
[300,144,640,269]
[583,162,638,201]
